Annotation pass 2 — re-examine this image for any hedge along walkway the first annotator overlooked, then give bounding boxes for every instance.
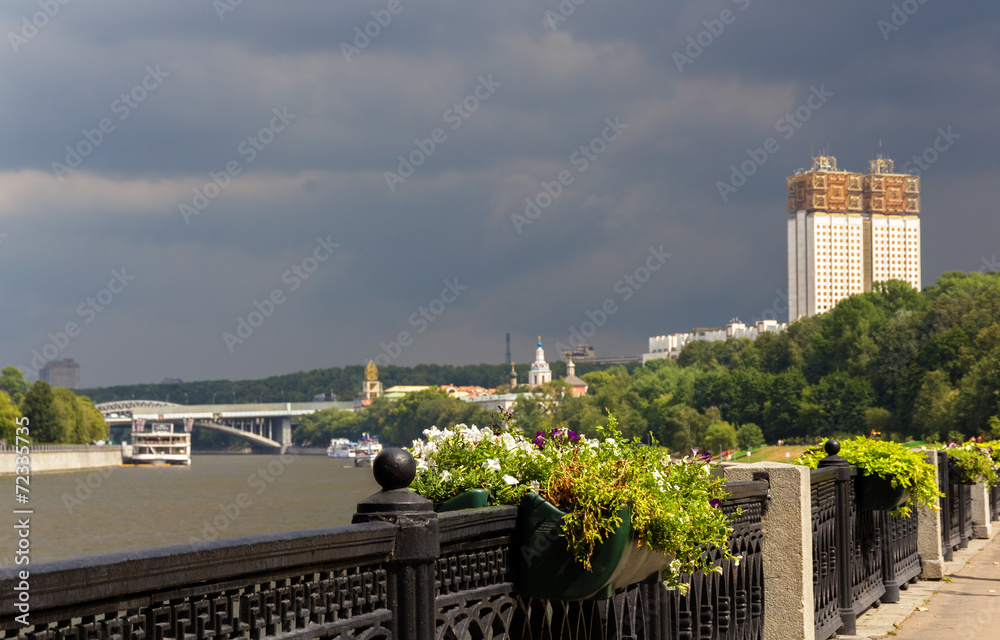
[878,532,1000,640]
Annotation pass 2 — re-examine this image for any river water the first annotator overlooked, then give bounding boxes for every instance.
[0,454,380,567]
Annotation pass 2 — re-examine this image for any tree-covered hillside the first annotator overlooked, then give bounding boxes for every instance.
[515,273,1000,451]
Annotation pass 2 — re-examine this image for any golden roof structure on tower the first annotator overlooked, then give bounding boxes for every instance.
[786,155,919,215]
[365,359,378,382]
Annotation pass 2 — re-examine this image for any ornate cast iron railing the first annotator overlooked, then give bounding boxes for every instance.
[880,510,920,603]
[810,440,920,640]
[810,468,840,640]
[2,450,768,640]
[431,478,768,640]
[991,483,1000,522]
[0,525,397,640]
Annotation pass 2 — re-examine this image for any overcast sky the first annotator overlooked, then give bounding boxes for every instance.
[1,1,997,388]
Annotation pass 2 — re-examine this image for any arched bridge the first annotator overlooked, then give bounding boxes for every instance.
[97,400,353,452]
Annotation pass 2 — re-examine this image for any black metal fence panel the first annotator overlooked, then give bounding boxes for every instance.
[0,524,399,640]
[431,481,769,640]
[880,511,920,603]
[991,484,1000,522]
[849,497,885,615]
[810,470,841,640]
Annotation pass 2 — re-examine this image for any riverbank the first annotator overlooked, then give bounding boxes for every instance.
[0,445,123,474]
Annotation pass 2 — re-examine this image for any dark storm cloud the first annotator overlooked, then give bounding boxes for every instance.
[0,0,997,386]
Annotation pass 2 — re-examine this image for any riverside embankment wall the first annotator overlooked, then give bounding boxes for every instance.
[0,446,122,474]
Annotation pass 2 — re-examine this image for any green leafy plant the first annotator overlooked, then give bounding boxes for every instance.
[936,443,999,486]
[794,437,941,517]
[408,412,735,591]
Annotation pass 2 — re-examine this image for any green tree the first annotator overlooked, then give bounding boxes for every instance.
[864,407,896,438]
[0,367,29,405]
[295,408,360,446]
[761,369,807,440]
[803,372,875,436]
[78,396,108,441]
[665,405,709,454]
[0,390,23,444]
[704,421,737,455]
[909,370,957,441]
[52,387,85,443]
[736,423,765,450]
[21,380,61,443]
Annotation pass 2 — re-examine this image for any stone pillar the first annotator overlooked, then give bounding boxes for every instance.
[916,450,946,579]
[279,417,292,451]
[723,462,814,640]
[970,482,993,539]
[353,448,438,640]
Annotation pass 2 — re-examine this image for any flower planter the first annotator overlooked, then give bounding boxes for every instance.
[513,492,672,601]
[855,473,909,511]
[433,488,490,513]
[948,457,968,485]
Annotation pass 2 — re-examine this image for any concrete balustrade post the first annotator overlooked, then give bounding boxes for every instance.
[970,482,994,539]
[916,449,946,579]
[723,462,814,640]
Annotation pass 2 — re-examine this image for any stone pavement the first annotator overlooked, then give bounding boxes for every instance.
[838,529,1000,640]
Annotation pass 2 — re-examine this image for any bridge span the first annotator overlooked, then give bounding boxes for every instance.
[97,400,355,451]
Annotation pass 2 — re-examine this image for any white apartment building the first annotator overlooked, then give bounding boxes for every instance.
[643,319,787,363]
[787,156,921,320]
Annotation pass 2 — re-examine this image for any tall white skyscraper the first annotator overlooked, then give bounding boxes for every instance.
[787,156,921,321]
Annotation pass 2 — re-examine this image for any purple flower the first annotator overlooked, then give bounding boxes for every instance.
[533,431,546,449]
[567,430,580,442]
[710,499,722,509]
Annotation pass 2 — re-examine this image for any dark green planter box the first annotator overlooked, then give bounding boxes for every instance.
[513,492,671,601]
[433,488,490,513]
[855,473,909,511]
[947,458,967,485]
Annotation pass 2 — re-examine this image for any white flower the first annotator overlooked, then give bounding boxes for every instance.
[423,425,444,441]
[502,474,519,486]
[440,470,452,481]
[483,458,502,472]
[460,425,485,443]
[416,459,429,472]
[501,433,517,450]
[528,480,540,491]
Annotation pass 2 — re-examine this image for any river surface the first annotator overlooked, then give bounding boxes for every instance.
[0,454,379,567]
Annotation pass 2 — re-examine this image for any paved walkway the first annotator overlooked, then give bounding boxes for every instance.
[843,529,1000,639]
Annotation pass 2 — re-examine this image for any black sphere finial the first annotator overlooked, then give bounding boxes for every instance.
[824,439,841,457]
[372,448,416,491]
